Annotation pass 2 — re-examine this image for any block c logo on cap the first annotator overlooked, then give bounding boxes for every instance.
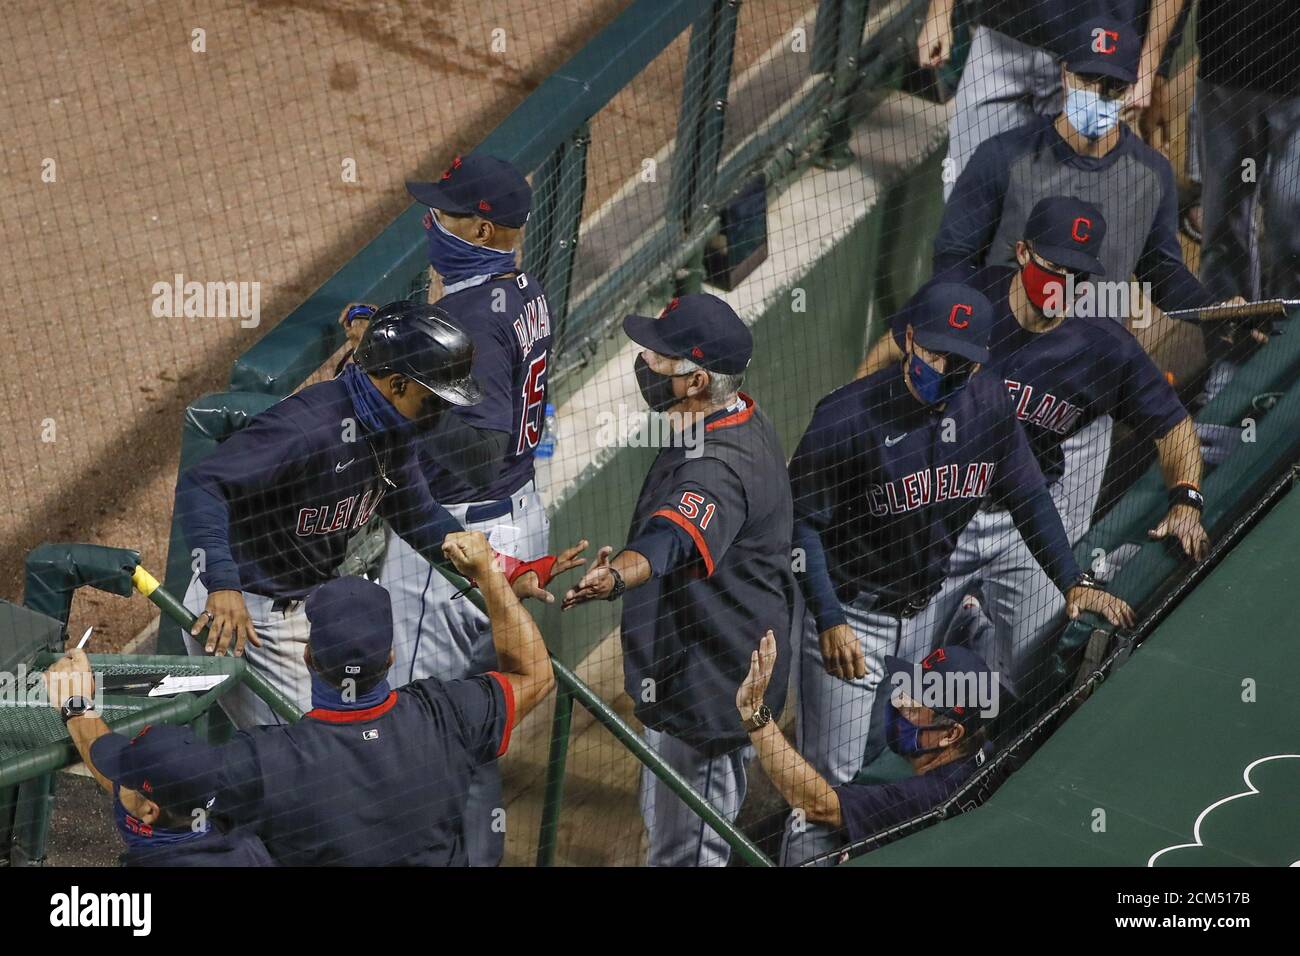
[1072,216,1092,242]
[1091,28,1119,54]
[922,648,947,669]
[948,303,973,329]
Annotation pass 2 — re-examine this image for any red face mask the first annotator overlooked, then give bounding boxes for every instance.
[1021,258,1070,314]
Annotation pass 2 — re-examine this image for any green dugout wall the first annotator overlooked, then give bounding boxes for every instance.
[853,484,1300,868]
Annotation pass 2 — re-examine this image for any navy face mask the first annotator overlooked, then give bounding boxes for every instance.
[908,347,973,406]
[424,210,518,285]
[885,705,956,757]
[112,784,209,851]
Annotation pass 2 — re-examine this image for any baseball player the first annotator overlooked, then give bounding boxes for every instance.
[342,153,554,866]
[919,1,1188,197]
[213,532,555,866]
[176,301,571,729]
[562,294,797,867]
[876,198,1206,731]
[737,632,998,862]
[783,281,1134,865]
[872,15,1238,541]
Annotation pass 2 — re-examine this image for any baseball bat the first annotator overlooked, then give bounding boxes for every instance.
[1163,298,1299,323]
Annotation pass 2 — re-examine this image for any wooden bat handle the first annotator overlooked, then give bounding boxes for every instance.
[1165,299,1299,322]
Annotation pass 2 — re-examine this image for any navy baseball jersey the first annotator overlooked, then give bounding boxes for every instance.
[217,672,513,866]
[177,374,462,599]
[620,396,797,755]
[893,267,1189,482]
[419,272,552,503]
[791,365,1081,632]
[834,743,994,845]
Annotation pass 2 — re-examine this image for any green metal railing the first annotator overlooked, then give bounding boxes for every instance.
[1,548,301,864]
[553,0,925,377]
[9,542,769,863]
[425,563,772,866]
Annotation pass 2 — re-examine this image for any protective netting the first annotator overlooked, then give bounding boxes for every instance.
[6,0,1299,867]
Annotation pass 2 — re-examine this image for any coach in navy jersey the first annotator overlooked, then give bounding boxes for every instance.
[177,302,566,729]
[783,281,1133,865]
[215,531,553,866]
[563,294,797,867]
[876,198,1204,749]
[350,153,557,866]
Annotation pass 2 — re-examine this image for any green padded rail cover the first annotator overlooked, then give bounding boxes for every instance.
[23,544,141,626]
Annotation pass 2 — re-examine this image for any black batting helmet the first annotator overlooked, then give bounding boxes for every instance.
[353,301,483,406]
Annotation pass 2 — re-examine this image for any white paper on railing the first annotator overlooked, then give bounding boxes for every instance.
[147,675,230,697]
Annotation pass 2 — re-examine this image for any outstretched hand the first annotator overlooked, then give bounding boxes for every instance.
[561,545,617,609]
[512,539,589,604]
[735,630,778,717]
[442,530,497,579]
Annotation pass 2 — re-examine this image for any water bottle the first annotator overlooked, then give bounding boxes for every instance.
[536,403,558,459]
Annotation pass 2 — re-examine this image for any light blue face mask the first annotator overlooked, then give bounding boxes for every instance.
[1064,86,1123,140]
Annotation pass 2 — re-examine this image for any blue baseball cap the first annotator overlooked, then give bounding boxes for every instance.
[904,282,993,365]
[90,724,221,815]
[1024,196,1107,275]
[306,576,394,685]
[883,645,1000,732]
[1066,17,1139,85]
[623,293,754,375]
[407,153,532,228]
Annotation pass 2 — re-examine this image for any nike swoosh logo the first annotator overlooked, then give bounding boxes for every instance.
[335,459,356,473]
[883,433,908,447]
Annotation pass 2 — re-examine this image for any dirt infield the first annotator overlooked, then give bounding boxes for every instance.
[0,0,629,646]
